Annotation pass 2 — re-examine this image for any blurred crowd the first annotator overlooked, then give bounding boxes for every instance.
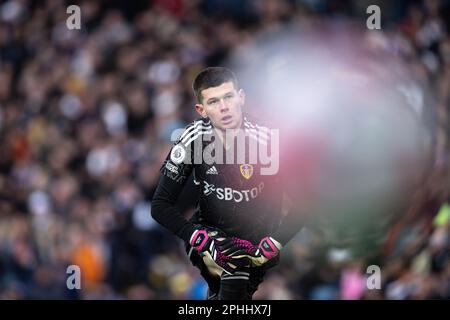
[0,0,449,299]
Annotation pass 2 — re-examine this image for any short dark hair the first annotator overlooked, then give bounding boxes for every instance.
[192,67,238,103]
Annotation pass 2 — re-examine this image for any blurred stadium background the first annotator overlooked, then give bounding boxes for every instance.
[0,0,449,299]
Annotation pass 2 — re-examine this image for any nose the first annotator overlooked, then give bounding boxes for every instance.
[219,98,229,112]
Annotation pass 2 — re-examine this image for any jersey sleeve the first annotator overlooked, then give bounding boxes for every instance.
[151,119,209,242]
[159,135,195,185]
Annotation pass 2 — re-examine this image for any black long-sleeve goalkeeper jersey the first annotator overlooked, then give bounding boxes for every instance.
[151,114,286,244]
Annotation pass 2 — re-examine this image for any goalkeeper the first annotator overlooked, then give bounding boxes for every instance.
[151,67,305,300]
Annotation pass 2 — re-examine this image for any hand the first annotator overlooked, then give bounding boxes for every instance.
[189,229,214,253]
[253,236,282,266]
[217,237,258,257]
[189,228,250,275]
[220,236,282,267]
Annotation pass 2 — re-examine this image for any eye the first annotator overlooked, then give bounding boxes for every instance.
[208,99,219,106]
[224,94,234,100]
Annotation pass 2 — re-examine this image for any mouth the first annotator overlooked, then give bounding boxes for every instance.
[221,115,233,125]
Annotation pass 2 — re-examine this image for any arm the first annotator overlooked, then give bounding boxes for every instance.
[271,192,309,246]
[151,174,197,243]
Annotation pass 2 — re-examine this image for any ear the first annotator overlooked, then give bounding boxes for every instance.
[238,89,245,105]
[195,103,208,118]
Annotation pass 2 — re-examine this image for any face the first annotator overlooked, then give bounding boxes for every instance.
[195,81,245,130]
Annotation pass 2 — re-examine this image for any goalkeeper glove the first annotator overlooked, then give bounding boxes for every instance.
[189,228,250,275]
[255,236,283,264]
[189,229,213,253]
[219,236,283,267]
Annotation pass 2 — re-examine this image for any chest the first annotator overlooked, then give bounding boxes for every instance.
[197,163,261,188]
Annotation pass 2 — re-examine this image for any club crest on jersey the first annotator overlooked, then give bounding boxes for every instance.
[240,164,253,180]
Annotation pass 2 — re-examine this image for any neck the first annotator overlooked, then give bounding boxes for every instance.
[214,116,243,149]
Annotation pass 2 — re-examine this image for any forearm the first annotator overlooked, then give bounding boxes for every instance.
[151,175,197,242]
[272,211,307,246]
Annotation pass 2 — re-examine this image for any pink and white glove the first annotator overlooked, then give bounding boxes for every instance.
[257,236,282,261]
[218,236,283,267]
[189,228,250,274]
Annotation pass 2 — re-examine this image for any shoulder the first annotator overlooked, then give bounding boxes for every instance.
[243,114,273,132]
[242,114,274,146]
[175,118,213,147]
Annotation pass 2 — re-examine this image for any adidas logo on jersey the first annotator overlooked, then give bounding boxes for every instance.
[206,166,218,175]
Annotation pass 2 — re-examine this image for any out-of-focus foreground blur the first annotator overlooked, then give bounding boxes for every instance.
[0,0,449,299]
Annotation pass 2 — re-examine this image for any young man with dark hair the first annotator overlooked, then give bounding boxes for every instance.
[151,67,303,300]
